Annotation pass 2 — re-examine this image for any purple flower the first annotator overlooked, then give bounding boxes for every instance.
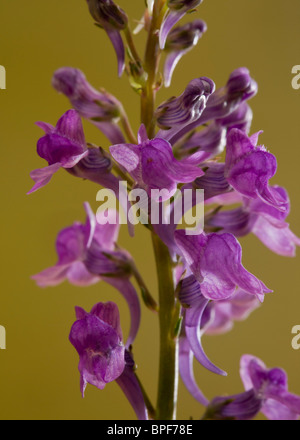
[155,77,215,142]
[206,186,300,257]
[110,126,204,201]
[175,231,271,302]
[32,203,140,346]
[86,0,128,76]
[164,20,207,87]
[191,163,232,200]
[160,0,203,49]
[206,355,300,420]
[70,305,148,420]
[28,110,88,194]
[240,355,300,420]
[167,68,257,145]
[69,301,125,396]
[206,390,262,420]
[175,123,226,165]
[52,68,125,144]
[202,289,261,335]
[225,129,287,211]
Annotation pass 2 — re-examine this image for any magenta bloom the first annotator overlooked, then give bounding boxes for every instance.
[52,68,125,144]
[175,231,271,302]
[28,110,88,194]
[168,68,257,145]
[70,302,125,396]
[110,126,204,201]
[206,355,300,420]
[225,129,287,211]
[32,203,140,346]
[207,186,300,257]
[155,77,215,143]
[240,355,300,420]
[202,289,261,335]
[32,203,118,287]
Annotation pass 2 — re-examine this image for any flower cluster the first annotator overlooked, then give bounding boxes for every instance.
[29,0,300,421]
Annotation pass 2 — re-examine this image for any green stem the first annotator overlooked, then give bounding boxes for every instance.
[120,110,138,144]
[131,262,159,313]
[141,0,166,137]
[152,234,179,420]
[124,26,142,65]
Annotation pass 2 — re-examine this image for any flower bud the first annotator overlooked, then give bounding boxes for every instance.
[87,0,128,30]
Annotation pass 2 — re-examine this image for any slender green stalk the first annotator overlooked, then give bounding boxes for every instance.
[124,26,142,65]
[139,0,179,420]
[152,234,179,420]
[120,110,138,144]
[141,0,166,137]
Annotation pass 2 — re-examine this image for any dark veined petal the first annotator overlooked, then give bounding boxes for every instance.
[87,0,128,31]
[193,163,232,201]
[155,77,215,143]
[167,68,258,145]
[177,122,226,165]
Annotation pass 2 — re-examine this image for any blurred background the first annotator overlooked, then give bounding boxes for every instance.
[0,0,300,420]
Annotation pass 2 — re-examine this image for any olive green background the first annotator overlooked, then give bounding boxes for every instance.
[0,0,299,420]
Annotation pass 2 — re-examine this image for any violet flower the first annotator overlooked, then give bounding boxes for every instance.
[166,68,257,145]
[202,289,261,336]
[86,0,128,76]
[110,125,204,201]
[206,356,300,420]
[164,20,207,87]
[160,0,203,49]
[28,110,88,194]
[70,304,148,420]
[206,186,300,257]
[175,231,271,302]
[190,163,232,200]
[240,355,300,420]
[175,122,226,165]
[69,302,126,396]
[52,68,126,144]
[225,129,288,211]
[32,203,140,346]
[28,108,133,234]
[155,77,215,142]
